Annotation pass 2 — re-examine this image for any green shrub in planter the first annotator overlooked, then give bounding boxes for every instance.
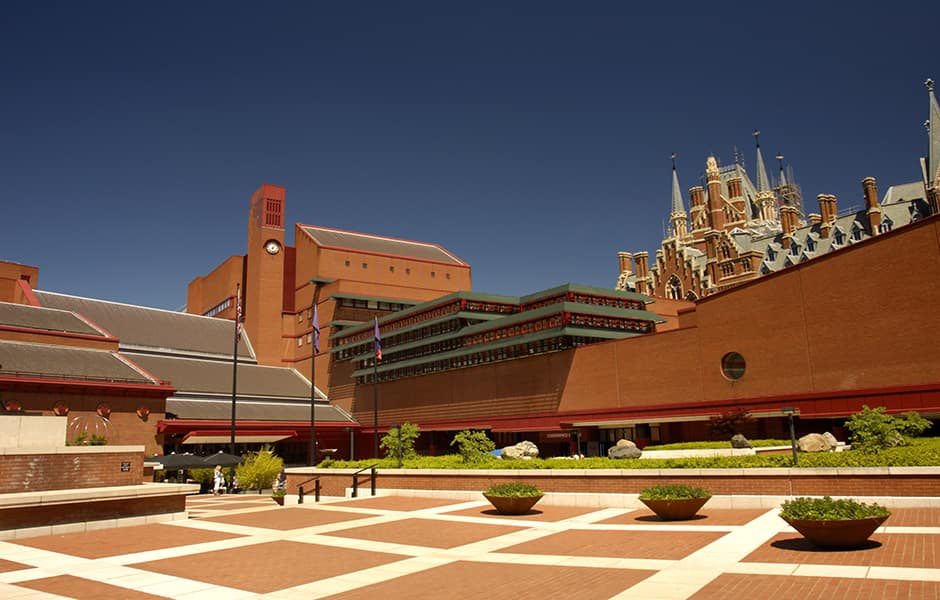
[639,484,710,500]
[484,482,542,497]
[780,496,890,521]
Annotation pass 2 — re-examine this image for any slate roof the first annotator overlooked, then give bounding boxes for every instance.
[0,340,157,384]
[34,291,254,360]
[299,225,467,266]
[0,302,107,337]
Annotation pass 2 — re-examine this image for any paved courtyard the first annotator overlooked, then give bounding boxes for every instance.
[1,494,938,599]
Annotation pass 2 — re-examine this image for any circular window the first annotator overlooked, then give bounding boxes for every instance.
[721,352,746,380]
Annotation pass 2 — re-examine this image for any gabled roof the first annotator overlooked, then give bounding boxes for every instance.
[299,224,468,266]
[0,302,108,337]
[129,354,320,400]
[34,291,254,360]
[0,340,158,384]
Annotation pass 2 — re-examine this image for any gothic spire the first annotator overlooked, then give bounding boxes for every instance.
[776,154,787,187]
[670,153,685,215]
[753,130,772,193]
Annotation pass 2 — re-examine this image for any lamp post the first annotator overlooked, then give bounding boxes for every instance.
[782,406,798,466]
[308,277,334,467]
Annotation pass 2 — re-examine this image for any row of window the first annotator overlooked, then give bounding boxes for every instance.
[341,260,452,280]
[357,336,602,383]
[337,298,409,311]
[202,296,233,318]
[336,318,463,360]
[568,314,653,332]
[337,301,463,345]
[462,300,517,314]
[464,315,566,346]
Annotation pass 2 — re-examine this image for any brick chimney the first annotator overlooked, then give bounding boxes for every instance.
[727,177,742,198]
[634,251,649,295]
[863,177,881,235]
[780,205,798,248]
[818,194,836,238]
[618,251,633,275]
[807,213,822,226]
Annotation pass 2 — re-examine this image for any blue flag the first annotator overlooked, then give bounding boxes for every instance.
[374,317,382,361]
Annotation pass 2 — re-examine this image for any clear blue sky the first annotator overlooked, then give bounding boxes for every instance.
[2,2,936,310]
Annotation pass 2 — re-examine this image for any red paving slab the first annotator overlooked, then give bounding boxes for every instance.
[323,517,524,549]
[10,523,243,559]
[444,503,602,521]
[322,560,657,600]
[598,508,769,526]
[690,573,940,600]
[130,540,407,594]
[328,496,469,511]
[201,506,377,530]
[743,533,940,568]
[497,529,726,560]
[883,507,940,527]
[15,574,172,600]
[0,558,31,573]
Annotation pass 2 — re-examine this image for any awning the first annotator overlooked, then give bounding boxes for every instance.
[181,429,297,445]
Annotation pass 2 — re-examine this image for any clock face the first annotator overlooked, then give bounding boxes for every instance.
[264,240,281,255]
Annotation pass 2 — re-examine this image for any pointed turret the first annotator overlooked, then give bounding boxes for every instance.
[927,79,940,211]
[754,130,777,222]
[669,154,689,241]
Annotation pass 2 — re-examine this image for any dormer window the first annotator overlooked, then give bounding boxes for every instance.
[833,229,845,245]
[790,243,800,256]
[767,248,776,261]
[805,237,816,252]
[879,217,893,233]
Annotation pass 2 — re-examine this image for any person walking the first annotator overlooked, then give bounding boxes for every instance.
[212,465,225,495]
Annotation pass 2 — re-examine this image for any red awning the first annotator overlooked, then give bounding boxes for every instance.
[181,429,297,445]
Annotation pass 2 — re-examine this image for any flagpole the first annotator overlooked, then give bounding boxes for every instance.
[230,283,240,457]
[373,316,381,459]
[309,304,319,466]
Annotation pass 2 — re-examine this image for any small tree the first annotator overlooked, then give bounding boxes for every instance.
[709,408,753,438]
[380,422,420,460]
[235,446,283,490]
[845,406,932,453]
[451,429,495,464]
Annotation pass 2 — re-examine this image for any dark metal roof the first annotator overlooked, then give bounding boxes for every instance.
[299,225,467,265]
[34,291,254,360]
[0,340,157,384]
[128,354,322,399]
[0,302,107,337]
[165,398,353,422]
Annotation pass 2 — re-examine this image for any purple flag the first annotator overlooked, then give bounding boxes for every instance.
[374,317,382,361]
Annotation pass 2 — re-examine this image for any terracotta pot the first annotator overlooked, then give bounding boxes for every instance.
[783,515,889,548]
[272,495,285,506]
[640,496,710,521]
[483,494,543,515]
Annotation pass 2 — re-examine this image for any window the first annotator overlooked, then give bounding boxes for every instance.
[362,262,368,269]
[721,352,746,380]
[852,227,862,241]
[389,266,395,273]
[833,230,845,245]
[445,273,451,279]
[297,337,303,347]
[405,268,411,275]
[431,271,436,278]
[345,260,351,267]
[790,243,800,256]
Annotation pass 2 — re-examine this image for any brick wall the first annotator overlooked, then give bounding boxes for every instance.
[285,468,940,499]
[0,449,143,493]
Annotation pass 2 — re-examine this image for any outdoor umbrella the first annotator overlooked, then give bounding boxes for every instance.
[201,451,244,468]
[155,452,206,470]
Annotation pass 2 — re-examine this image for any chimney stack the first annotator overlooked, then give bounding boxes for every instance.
[634,252,649,295]
[863,177,882,234]
[618,251,633,275]
[780,205,798,248]
[808,213,822,226]
[706,157,724,230]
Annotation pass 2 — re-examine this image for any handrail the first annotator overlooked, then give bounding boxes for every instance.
[297,475,321,504]
[351,464,378,498]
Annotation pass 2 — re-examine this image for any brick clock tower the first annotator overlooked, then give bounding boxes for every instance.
[245,184,286,365]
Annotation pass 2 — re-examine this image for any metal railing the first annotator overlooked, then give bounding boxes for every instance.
[297,475,321,504]
[351,464,377,498]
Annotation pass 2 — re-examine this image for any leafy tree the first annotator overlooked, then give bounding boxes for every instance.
[451,429,495,463]
[235,445,283,490]
[708,408,753,437]
[845,406,932,453]
[380,422,421,460]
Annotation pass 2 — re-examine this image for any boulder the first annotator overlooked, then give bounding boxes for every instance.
[730,434,752,449]
[501,440,539,460]
[615,439,637,448]
[608,445,642,459]
[798,432,835,453]
[822,432,839,448]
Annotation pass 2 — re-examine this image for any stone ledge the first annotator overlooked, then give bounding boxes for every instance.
[0,483,199,509]
[0,445,146,456]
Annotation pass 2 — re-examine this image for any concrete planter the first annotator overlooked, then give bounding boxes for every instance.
[639,497,710,521]
[483,494,543,515]
[783,515,889,548]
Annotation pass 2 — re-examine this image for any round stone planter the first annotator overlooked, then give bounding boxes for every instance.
[483,494,543,515]
[782,515,889,548]
[639,496,710,521]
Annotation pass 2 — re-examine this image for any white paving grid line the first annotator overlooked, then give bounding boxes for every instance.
[610,508,785,600]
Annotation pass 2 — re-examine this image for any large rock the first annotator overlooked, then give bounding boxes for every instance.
[823,432,839,448]
[501,440,539,460]
[798,432,836,453]
[615,439,637,448]
[730,434,753,449]
[608,445,642,459]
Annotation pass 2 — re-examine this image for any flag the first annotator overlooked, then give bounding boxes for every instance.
[234,289,243,341]
[312,305,320,353]
[373,316,382,361]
